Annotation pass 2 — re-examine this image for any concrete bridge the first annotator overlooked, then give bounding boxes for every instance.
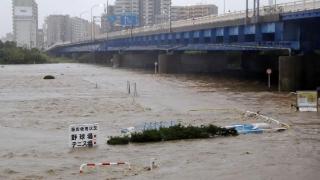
[47,0,320,91]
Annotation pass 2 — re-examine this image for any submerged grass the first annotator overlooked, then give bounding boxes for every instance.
[107,124,238,145]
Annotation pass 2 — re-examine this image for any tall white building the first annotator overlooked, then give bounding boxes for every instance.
[44,15,72,47]
[171,5,218,21]
[71,17,100,42]
[141,0,171,26]
[114,0,140,15]
[12,0,38,49]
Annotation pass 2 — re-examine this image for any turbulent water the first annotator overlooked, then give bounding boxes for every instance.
[0,64,319,180]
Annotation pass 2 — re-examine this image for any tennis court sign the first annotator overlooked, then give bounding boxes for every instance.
[69,123,99,148]
[297,91,318,112]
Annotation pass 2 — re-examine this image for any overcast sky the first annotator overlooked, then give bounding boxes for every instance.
[0,0,293,38]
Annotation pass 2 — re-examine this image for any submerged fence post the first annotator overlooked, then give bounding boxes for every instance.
[133,82,138,97]
[127,81,131,94]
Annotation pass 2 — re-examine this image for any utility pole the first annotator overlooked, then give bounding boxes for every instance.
[253,0,256,16]
[130,0,133,38]
[257,0,260,17]
[169,0,172,33]
[246,0,249,24]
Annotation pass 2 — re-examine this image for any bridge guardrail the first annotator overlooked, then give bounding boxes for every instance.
[97,0,320,41]
[50,0,320,50]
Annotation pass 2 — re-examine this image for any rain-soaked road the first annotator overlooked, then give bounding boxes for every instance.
[0,63,319,180]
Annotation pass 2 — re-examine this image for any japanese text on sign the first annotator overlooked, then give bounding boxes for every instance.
[297,91,318,112]
[69,123,98,148]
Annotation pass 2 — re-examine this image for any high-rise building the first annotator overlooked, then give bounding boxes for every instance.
[44,15,72,47]
[101,5,116,33]
[44,15,101,46]
[114,0,140,15]
[12,0,38,49]
[140,0,170,26]
[102,1,216,30]
[171,5,218,21]
[71,17,100,42]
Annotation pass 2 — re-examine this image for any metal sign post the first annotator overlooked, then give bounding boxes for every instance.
[154,62,158,74]
[266,68,272,89]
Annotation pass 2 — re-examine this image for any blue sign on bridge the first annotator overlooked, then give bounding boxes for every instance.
[120,15,139,27]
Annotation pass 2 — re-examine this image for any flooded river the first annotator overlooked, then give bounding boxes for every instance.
[0,64,319,180]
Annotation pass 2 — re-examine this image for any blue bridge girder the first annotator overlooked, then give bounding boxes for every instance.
[48,2,320,55]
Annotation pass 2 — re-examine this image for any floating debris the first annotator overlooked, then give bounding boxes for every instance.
[43,75,55,80]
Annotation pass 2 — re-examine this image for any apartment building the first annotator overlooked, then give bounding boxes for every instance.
[12,0,38,48]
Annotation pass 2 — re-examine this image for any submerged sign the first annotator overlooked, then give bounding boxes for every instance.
[69,123,99,148]
[297,91,318,112]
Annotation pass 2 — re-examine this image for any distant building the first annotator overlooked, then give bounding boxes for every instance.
[44,15,72,47]
[36,29,44,49]
[12,0,38,49]
[113,0,141,27]
[71,17,100,42]
[101,5,116,33]
[103,0,171,29]
[100,1,217,32]
[171,5,218,21]
[140,0,171,26]
[71,17,88,42]
[44,14,101,46]
[114,0,140,15]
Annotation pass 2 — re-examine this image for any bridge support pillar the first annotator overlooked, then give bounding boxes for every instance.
[158,54,181,74]
[302,54,320,90]
[111,54,122,68]
[278,56,302,91]
[93,52,113,65]
[120,53,158,69]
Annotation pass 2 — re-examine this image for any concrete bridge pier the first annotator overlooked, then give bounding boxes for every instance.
[111,52,158,69]
[111,54,122,68]
[302,54,320,90]
[279,54,320,91]
[241,53,279,79]
[158,52,239,74]
[158,53,181,74]
[92,52,113,65]
[121,52,158,69]
[278,56,302,91]
[180,53,230,74]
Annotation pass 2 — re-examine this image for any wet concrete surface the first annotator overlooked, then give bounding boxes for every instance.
[0,64,319,180]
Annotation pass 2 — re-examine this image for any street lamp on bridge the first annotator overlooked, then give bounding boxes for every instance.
[91,4,104,41]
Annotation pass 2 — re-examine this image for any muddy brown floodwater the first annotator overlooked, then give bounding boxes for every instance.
[0,64,319,180]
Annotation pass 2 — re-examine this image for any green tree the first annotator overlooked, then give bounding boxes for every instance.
[4,41,17,49]
[0,40,3,49]
[0,41,49,64]
[2,47,25,64]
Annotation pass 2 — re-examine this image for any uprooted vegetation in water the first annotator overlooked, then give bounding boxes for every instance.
[107,124,238,145]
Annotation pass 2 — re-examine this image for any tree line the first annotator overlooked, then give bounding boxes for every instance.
[0,41,49,64]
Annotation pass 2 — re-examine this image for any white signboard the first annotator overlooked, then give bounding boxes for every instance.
[69,123,98,148]
[297,91,318,112]
[15,6,32,16]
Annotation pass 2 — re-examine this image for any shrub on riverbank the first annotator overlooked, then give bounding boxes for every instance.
[0,41,49,64]
[107,124,238,145]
